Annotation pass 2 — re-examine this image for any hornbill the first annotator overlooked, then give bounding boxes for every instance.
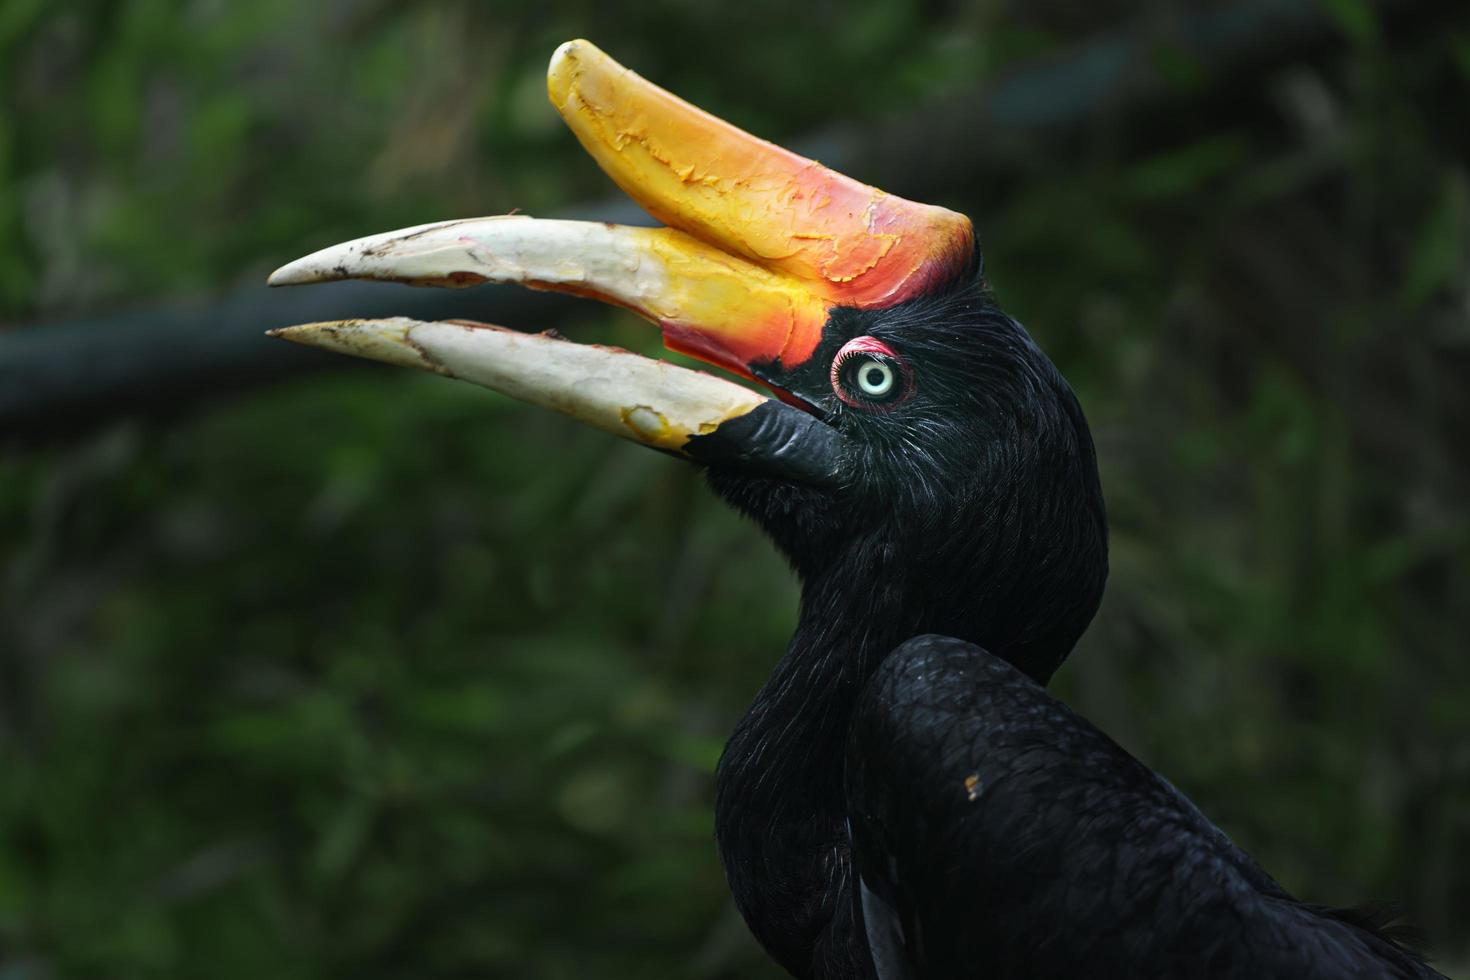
[267,40,1443,980]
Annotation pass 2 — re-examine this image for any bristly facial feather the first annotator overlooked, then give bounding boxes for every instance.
[706,271,1108,684]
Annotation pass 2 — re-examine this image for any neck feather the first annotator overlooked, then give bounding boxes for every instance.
[712,561,920,976]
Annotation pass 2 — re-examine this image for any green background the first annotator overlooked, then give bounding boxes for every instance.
[2,1,1468,976]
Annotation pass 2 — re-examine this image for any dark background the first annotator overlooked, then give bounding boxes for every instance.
[2,1,1468,976]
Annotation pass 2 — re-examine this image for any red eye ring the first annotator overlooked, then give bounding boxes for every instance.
[831,336,913,409]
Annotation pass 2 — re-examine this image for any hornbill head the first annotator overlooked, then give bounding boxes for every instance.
[270,40,1107,682]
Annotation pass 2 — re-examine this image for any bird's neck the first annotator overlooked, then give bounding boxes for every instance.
[714,565,920,977]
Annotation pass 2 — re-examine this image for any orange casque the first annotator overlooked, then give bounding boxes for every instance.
[545,40,974,375]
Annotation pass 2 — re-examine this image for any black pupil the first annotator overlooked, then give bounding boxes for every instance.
[864,366,885,387]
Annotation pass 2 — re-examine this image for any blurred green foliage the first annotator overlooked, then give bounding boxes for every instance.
[2,1,1469,977]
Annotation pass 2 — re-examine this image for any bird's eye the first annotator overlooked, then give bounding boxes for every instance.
[855,360,895,397]
[831,336,912,409]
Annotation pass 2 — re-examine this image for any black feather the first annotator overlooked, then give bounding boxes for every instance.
[844,636,1445,979]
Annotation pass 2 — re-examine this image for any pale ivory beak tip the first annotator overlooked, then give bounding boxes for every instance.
[267,256,335,288]
[266,266,295,288]
[265,319,434,373]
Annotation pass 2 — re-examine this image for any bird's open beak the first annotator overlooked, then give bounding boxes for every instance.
[268,39,972,483]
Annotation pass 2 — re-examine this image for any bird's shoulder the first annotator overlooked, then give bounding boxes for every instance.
[843,634,1442,979]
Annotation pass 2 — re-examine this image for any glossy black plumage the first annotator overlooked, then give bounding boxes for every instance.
[848,635,1441,979]
[699,273,1441,979]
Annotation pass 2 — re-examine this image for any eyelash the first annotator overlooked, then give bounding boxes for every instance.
[830,336,913,410]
